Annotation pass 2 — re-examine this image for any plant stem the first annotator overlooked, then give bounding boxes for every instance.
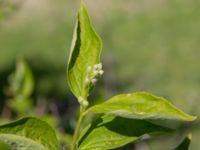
[70,107,85,150]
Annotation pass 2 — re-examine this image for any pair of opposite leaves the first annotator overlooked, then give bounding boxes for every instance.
[0,2,196,150]
[65,2,196,150]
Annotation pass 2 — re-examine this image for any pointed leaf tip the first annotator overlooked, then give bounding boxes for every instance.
[89,92,197,122]
[174,133,192,150]
[67,2,102,99]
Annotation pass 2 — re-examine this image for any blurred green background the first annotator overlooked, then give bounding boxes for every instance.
[0,0,200,149]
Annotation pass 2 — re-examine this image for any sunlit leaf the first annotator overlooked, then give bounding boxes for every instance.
[88,92,196,121]
[67,2,102,99]
[0,117,59,150]
[78,115,171,150]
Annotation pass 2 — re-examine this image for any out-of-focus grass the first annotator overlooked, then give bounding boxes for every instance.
[0,0,200,149]
[101,0,200,107]
[0,0,75,96]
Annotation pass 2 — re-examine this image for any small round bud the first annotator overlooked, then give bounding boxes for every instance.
[87,66,92,72]
[93,70,99,76]
[82,100,89,108]
[99,70,104,75]
[85,77,90,84]
[94,64,99,69]
[91,78,97,84]
[97,63,102,70]
[78,97,84,103]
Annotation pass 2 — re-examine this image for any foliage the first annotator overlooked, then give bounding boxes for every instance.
[0,1,197,150]
[78,115,171,150]
[0,117,59,150]
[173,133,192,150]
[67,1,196,150]
[7,59,34,115]
[3,59,72,149]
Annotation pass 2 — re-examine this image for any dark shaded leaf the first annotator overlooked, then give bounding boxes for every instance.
[78,115,171,150]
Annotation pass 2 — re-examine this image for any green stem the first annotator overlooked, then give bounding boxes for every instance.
[70,107,85,150]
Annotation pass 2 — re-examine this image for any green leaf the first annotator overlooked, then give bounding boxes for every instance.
[67,2,102,99]
[88,92,196,121]
[78,115,171,150]
[0,117,59,150]
[9,59,34,97]
[8,97,32,115]
[173,133,192,150]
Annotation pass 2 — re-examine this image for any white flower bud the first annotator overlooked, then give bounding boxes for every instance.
[82,100,89,108]
[91,78,97,84]
[93,64,98,70]
[97,63,102,70]
[99,70,104,75]
[85,77,90,84]
[87,66,92,72]
[78,97,84,103]
[94,63,102,70]
[93,70,99,76]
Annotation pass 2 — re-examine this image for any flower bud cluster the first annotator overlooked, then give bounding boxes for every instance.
[78,97,89,108]
[85,63,104,86]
